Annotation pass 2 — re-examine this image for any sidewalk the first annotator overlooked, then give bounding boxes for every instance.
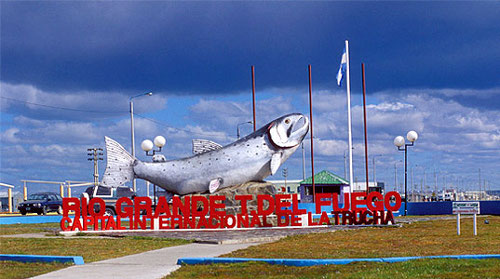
[31,243,255,279]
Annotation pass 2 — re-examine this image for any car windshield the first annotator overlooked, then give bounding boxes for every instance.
[27,194,47,200]
[85,187,94,196]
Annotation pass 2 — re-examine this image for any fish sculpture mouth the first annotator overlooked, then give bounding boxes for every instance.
[268,113,309,149]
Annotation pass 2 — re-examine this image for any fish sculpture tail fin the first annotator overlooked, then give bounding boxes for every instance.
[101,136,136,188]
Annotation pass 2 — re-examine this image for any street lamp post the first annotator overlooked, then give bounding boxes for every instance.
[394,131,418,216]
[301,142,306,180]
[394,162,398,192]
[130,92,153,192]
[141,136,166,207]
[372,155,382,185]
[343,150,348,180]
[237,121,253,140]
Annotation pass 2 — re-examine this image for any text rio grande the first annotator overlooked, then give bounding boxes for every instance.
[60,192,401,231]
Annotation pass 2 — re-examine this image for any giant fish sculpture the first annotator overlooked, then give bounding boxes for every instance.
[101,113,309,195]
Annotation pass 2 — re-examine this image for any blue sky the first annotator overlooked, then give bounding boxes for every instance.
[1,2,499,195]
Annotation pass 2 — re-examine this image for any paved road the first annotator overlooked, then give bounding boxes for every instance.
[31,243,254,279]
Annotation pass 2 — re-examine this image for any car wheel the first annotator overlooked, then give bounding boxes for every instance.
[20,210,27,215]
[57,206,63,215]
[104,208,115,216]
[37,211,42,215]
[42,206,47,215]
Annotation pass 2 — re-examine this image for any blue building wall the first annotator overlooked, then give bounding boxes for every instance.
[407,201,500,215]
[298,201,500,216]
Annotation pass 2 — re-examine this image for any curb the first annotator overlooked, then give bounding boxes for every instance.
[177,254,500,266]
[0,254,85,265]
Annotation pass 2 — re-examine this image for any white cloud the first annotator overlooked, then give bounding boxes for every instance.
[0,81,167,120]
[367,102,414,112]
[313,138,347,156]
[188,96,293,129]
[2,85,500,190]
[1,128,20,143]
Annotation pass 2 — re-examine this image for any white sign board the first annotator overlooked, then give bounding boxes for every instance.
[453,202,480,215]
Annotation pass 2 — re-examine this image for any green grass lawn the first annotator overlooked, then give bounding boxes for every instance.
[0,261,71,279]
[0,222,60,235]
[227,215,500,259]
[169,215,500,278]
[0,236,190,263]
[0,234,190,278]
[168,258,500,279]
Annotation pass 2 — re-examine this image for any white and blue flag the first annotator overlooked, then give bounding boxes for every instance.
[336,47,347,86]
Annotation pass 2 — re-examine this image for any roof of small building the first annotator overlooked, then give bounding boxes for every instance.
[300,170,349,185]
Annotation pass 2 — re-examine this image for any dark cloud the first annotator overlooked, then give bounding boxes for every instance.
[2,2,500,95]
[2,2,500,191]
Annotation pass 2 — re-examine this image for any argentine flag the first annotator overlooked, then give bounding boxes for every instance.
[336,47,347,86]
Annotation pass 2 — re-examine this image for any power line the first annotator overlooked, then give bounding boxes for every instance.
[133,113,229,139]
[1,95,228,139]
[0,96,127,114]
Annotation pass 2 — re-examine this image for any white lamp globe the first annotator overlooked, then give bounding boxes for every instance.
[141,139,154,152]
[407,131,418,142]
[154,136,166,148]
[394,136,405,147]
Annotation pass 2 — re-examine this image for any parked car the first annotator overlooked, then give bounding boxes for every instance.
[18,192,63,215]
[81,185,136,216]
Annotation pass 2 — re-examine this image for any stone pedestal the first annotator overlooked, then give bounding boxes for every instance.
[187,180,276,217]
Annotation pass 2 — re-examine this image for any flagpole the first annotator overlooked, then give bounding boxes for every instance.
[362,63,369,195]
[308,65,315,203]
[345,40,354,194]
[251,65,256,131]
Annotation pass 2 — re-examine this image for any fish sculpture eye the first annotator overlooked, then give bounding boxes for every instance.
[285,118,291,124]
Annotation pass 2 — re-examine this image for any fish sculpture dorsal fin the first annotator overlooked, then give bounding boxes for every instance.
[192,139,223,154]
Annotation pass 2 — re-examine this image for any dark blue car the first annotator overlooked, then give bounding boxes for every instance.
[18,192,63,215]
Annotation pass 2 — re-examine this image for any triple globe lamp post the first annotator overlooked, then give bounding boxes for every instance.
[141,136,166,202]
[141,136,167,156]
[393,130,418,216]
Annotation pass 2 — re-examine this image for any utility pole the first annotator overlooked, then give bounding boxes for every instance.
[420,178,423,201]
[478,168,481,201]
[411,167,414,202]
[88,148,103,187]
[483,179,486,200]
[344,150,348,180]
[444,174,447,192]
[434,168,437,197]
[372,155,382,191]
[282,168,288,191]
[301,143,306,180]
[423,168,427,198]
[394,163,398,192]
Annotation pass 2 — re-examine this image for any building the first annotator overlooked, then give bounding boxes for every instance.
[267,179,302,195]
[351,182,385,194]
[0,191,24,212]
[298,170,350,203]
